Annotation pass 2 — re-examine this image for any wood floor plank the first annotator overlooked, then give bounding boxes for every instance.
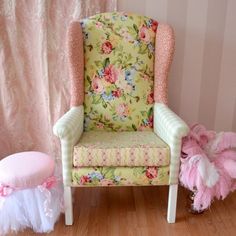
[7,186,236,236]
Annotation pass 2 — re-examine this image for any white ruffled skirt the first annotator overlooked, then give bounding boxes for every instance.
[0,183,63,235]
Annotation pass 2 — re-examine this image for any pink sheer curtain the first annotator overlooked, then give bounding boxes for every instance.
[0,0,117,159]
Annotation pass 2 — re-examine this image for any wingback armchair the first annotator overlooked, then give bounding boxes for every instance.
[53,12,189,225]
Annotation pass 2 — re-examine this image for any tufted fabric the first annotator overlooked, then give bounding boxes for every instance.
[67,22,84,107]
[71,166,169,186]
[154,24,175,104]
[80,12,158,131]
[73,131,170,167]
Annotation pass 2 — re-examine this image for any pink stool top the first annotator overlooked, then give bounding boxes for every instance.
[0,151,55,190]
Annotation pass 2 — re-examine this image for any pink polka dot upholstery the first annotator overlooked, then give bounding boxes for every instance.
[154,23,175,104]
[0,152,54,189]
[67,21,84,107]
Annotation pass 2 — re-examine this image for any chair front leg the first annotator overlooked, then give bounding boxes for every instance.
[167,184,178,223]
[64,186,73,225]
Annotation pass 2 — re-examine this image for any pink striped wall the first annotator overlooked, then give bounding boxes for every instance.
[118,0,236,132]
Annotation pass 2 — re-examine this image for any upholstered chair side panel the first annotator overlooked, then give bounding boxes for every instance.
[67,21,84,107]
[154,24,175,104]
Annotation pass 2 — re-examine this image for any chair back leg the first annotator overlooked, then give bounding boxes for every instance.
[64,186,73,225]
[167,184,178,223]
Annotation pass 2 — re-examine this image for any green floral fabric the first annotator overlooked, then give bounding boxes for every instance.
[72,166,169,186]
[81,12,158,131]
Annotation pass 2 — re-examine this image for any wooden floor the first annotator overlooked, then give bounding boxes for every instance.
[10,186,236,236]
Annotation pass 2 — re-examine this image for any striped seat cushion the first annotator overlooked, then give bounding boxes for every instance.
[73,131,170,167]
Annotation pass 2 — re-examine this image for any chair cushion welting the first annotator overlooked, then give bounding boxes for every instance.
[73,131,170,167]
[81,12,158,131]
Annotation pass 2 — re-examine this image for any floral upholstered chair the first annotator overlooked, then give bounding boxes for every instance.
[53,12,189,224]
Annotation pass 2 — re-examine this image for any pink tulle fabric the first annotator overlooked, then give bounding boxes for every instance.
[180,124,236,211]
[154,24,175,104]
[0,180,63,235]
[0,176,57,197]
[0,152,62,235]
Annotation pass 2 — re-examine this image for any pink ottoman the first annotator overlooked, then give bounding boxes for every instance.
[0,152,62,235]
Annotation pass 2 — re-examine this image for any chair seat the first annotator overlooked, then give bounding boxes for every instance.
[73,131,170,167]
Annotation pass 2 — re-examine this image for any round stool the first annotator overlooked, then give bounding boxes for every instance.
[0,152,62,235]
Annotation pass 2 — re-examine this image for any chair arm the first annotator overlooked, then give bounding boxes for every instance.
[154,103,189,184]
[53,106,84,185]
[53,106,84,142]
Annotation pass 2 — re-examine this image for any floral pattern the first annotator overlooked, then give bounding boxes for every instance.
[81,12,158,131]
[72,166,169,186]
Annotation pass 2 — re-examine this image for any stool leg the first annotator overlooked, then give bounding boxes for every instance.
[167,184,178,223]
[64,186,73,225]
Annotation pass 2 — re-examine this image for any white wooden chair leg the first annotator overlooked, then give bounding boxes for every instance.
[167,184,178,223]
[64,186,73,225]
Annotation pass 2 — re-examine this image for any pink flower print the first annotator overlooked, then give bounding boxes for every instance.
[95,22,103,29]
[138,124,147,131]
[151,21,158,32]
[130,148,135,164]
[0,184,14,196]
[101,41,113,54]
[116,151,121,164]
[124,84,133,93]
[100,179,114,186]
[116,103,129,118]
[147,92,154,104]
[145,167,158,179]
[139,25,151,43]
[104,65,119,84]
[142,74,149,81]
[42,176,57,189]
[148,115,153,128]
[96,122,104,129]
[80,175,90,185]
[112,89,122,98]
[91,75,104,94]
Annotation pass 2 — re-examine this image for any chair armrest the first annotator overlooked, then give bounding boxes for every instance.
[53,106,84,142]
[154,103,189,184]
[53,106,84,185]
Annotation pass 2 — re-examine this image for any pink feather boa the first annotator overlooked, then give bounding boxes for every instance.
[180,124,236,211]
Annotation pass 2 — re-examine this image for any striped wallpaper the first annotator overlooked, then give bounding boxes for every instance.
[118,0,236,132]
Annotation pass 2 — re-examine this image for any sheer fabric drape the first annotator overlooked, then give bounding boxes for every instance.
[0,0,117,159]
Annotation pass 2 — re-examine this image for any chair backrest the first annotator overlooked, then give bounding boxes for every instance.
[81,12,157,131]
[67,12,175,132]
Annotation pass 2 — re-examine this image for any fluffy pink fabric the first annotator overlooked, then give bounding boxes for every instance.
[154,24,175,104]
[180,124,236,211]
[215,132,236,153]
[67,21,84,107]
[0,152,54,189]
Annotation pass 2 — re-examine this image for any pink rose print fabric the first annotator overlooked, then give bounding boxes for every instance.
[80,12,158,131]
